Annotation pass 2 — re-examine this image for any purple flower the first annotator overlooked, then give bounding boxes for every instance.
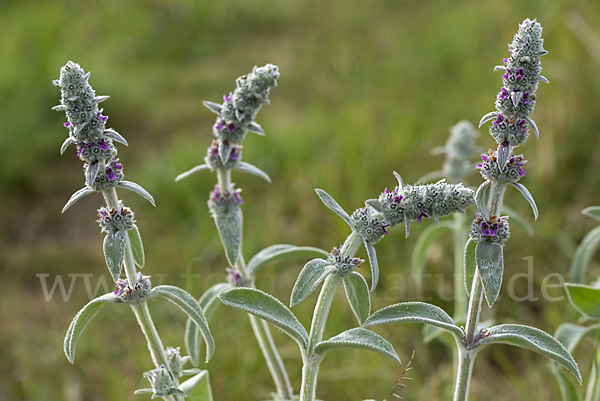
[517,119,527,131]
[223,92,233,102]
[516,68,525,79]
[97,112,108,122]
[476,154,487,168]
[416,212,428,223]
[502,68,511,79]
[229,147,240,161]
[226,268,242,285]
[492,114,504,126]
[227,123,235,133]
[214,119,225,131]
[98,138,109,150]
[209,185,221,202]
[498,88,508,100]
[233,189,243,204]
[64,122,71,127]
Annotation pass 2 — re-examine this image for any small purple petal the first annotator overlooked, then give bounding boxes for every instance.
[64,122,71,127]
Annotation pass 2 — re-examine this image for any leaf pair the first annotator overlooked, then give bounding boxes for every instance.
[290,259,371,325]
[64,285,214,364]
[62,181,155,214]
[102,225,144,282]
[218,288,400,363]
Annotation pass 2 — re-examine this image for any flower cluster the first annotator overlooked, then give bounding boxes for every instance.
[327,247,364,278]
[350,207,389,244]
[470,213,510,243]
[485,18,547,149]
[113,273,151,302]
[142,365,183,398]
[439,120,480,183]
[207,185,243,213]
[165,347,191,378]
[97,203,135,233]
[226,268,251,287]
[477,150,526,183]
[378,180,474,227]
[204,140,242,170]
[54,61,129,191]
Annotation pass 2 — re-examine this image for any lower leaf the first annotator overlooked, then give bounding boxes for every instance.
[313,327,401,364]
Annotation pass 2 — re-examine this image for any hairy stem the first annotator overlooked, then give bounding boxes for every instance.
[453,212,467,323]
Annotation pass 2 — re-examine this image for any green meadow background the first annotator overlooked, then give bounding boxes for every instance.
[2,0,600,400]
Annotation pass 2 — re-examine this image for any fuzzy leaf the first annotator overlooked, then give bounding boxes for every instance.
[343,272,371,325]
[117,181,156,206]
[583,206,600,222]
[180,370,213,401]
[247,244,329,277]
[411,221,453,282]
[60,136,76,155]
[464,238,477,295]
[313,327,401,364]
[501,204,534,237]
[186,283,231,366]
[565,283,600,320]
[211,202,242,266]
[218,288,308,350]
[475,180,491,220]
[314,189,352,226]
[64,292,121,363]
[479,324,581,383]
[202,101,222,115]
[218,141,231,164]
[509,182,538,220]
[393,171,405,190]
[476,241,504,307]
[103,230,127,282]
[365,199,384,214]
[127,225,144,268]
[62,186,95,213]
[496,142,512,170]
[538,75,550,84]
[150,285,215,362]
[175,164,210,182]
[234,161,271,183]
[247,121,265,135]
[85,160,100,186]
[479,111,498,127]
[524,116,540,140]
[290,259,335,307]
[103,128,128,146]
[364,241,379,292]
[555,323,600,353]
[570,226,600,283]
[363,302,464,339]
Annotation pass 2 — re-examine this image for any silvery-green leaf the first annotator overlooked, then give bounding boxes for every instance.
[117,181,156,206]
[583,206,600,222]
[64,292,121,363]
[479,111,498,128]
[180,370,213,401]
[363,302,464,339]
[524,116,540,140]
[501,204,534,237]
[476,241,504,307]
[364,241,379,292]
[150,285,214,362]
[314,189,351,227]
[186,283,232,366]
[479,324,581,383]
[175,164,210,182]
[464,238,477,295]
[509,182,538,220]
[290,259,334,307]
[555,322,600,353]
[181,368,203,376]
[313,327,401,364]
[475,180,491,220]
[127,225,144,268]
[247,121,265,135]
[343,272,371,325]
[493,65,507,72]
[103,128,128,146]
[511,90,524,108]
[247,244,328,277]
[133,388,153,395]
[94,95,110,104]
[103,230,127,282]
[86,160,100,186]
[62,186,95,213]
[393,171,404,190]
[365,199,384,214]
[570,226,600,283]
[538,75,550,84]
[60,136,76,155]
[497,142,512,170]
[52,104,67,111]
[234,162,271,183]
[404,217,410,239]
[211,202,242,266]
[218,288,308,350]
[203,101,222,115]
[218,141,231,164]
[565,283,600,320]
[412,221,453,283]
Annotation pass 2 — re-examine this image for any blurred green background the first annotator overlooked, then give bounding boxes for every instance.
[2,0,600,400]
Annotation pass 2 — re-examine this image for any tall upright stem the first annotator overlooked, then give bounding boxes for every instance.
[453,212,467,323]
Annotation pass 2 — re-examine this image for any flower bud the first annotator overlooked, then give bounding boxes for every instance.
[113,272,151,303]
[470,213,510,244]
[477,150,526,183]
[350,207,389,244]
[97,203,135,233]
[165,347,190,378]
[142,365,182,398]
[204,141,242,169]
[327,247,364,278]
